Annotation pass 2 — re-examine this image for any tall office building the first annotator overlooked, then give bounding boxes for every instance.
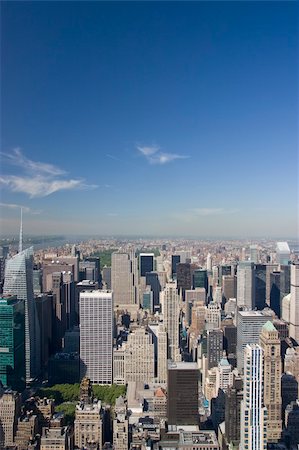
[177,263,193,298]
[205,302,221,330]
[42,260,75,292]
[111,252,138,306]
[113,396,128,450]
[33,268,42,294]
[0,391,21,448]
[237,261,254,309]
[79,290,113,384]
[222,275,236,303]
[207,329,223,369]
[162,281,180,361]
[102,266,111,290]
[167,361,199,426]
[171,255,180,278]
[266,264,279,305]
[157,325,168,384]
[280,264,291,301]
[124,327,155,384]
[145,271,161,308]
[289,263,299,342]
[51,272,67,351]
[0,296,25,391]
[35,293,53,369]
[3,247,40,382]
[225,375,243,445]
[236,310,272,373]
[249,245,259,264]
[254,264,267,310]
[269,271,281,317]
[276,242,290,266]
[139,253,154,277]
[74,400,102,449]
[259,321,282,443]
[240,344,267,450]
[193,269,208,291]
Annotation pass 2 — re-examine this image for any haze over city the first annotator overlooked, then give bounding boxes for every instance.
[1,1,297,238]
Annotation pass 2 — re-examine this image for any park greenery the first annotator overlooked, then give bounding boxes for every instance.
[36,383,126,407]
[55,402,76,425]
[91,249,118,267]
[91,247,160,268]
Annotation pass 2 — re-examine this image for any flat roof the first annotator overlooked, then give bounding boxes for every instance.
[168,361,198,370]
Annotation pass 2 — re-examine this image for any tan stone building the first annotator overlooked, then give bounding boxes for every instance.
[0,391,21,447]
[74,401,102,450]
[259,321,282,443]
[125,327,155,384]
[40,426,73,450]
[113,396,128,450]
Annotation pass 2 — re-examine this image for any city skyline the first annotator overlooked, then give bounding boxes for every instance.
[1,2,297,238]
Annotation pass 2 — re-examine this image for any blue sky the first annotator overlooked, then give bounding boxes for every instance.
[1,1,298,237]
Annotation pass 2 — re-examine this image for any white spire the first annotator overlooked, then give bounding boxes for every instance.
[18,207,23,253]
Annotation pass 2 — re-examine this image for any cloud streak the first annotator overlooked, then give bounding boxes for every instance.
[190,208,239,216]
[0,148,98,198]
[1,148,66,176]
[0,202,42,215]
[137,145,189,165]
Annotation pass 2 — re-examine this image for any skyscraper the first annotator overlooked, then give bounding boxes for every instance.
[162,281,180,361]
[171,254,180,279]
[79,290,113,384]
[111,251,138,307]
[124,327,155,384]
[254,264,267,310]
[236,310,272,373]
[289,263,299,342]
[240,344,267,450]
[269,271,281,317]
[249,245,258,264]
[259,321,282,443]
[222,274,236,303]
[193,269,208,291]
[276,241,290,266]
[0,296,25,391]
[176,263,193,298]
[0,391,21,448]
[225,375,243,445]
[167,361,199,426]
[139,253,154,277]
[3,247,40,382]
[237,261,255,309]
[207,329,223,369]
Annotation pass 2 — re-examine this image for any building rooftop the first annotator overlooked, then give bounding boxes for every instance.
[262,321,277,332]
[238,310,272,317]
[168,361,198,371]
[276,242,290,252]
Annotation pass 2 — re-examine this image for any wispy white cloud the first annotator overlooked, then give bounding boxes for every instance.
[105,154,122,162]
[106,212,119,217]
[0,176,97,198]
[1,148,66,176]
[137,145,189,165]
[0,202,31,212]
[136,145,159,156]
[190,208,239,216]
[0,202,42,215]
[0,148,98,198]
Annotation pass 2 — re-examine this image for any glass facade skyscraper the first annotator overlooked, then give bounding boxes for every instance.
[3,247,40,383]
[0,296,25,391]
[193,269,208,291]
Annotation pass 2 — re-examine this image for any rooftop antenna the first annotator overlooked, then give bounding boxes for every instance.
[18,207,23,253]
